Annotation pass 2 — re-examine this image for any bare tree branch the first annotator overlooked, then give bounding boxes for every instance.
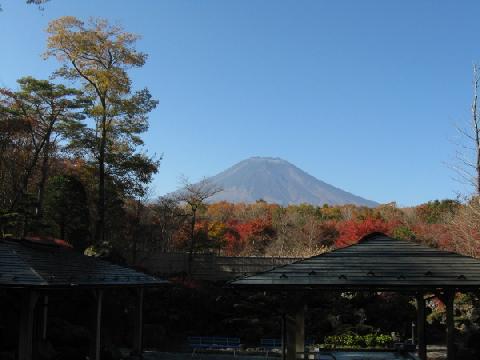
[450,63,480,196]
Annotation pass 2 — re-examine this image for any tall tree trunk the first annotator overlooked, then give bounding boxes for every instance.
[132,200,141,264]
[95,105,107,244]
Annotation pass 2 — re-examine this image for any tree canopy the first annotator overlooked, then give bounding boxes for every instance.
[45,16,159,243]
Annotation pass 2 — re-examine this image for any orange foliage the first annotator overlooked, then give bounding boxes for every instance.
[206,201,236,221]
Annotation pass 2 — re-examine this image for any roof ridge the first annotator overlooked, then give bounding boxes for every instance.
[231,233,480,289]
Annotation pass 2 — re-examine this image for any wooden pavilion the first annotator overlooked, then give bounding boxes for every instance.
[0,237,168,360]
[231,232,480,360]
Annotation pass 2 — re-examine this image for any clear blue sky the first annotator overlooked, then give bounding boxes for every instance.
[0,0,478,206]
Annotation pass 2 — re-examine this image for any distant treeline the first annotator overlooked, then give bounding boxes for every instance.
[136,198,480,260]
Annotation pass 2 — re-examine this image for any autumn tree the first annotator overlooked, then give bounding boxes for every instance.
[152,196,187,252]
[233,217,275,255]
[0,98,30,213]
[45,17,159,243]
[449,199,480,257]
[415,199,461,224]
[121,189,161,263]
[0,77,87,233]
[176,177,221,275]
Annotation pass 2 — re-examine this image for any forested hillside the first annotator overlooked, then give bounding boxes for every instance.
[129,198,480,260]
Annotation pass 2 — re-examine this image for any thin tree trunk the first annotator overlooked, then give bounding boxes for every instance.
[473,65,480,195]
[11,119,55,213]
[11,145,43,212]
[187,207,197,276]
[36,138,51,219]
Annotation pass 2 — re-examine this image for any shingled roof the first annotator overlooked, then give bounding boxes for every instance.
[232,233,480,291]
[0,238,167,288]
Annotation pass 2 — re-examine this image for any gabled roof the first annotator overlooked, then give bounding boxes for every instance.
[0,238,168,288]
[231,233,480,291]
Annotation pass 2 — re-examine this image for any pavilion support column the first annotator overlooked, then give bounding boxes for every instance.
[295,305,305,356]
[445,290,455,360]
[133,287,145,356]
[416,293,426,360]
[286,298,305,360]
[18,289,39,360]
[37,294,49,341]
[281,313,287,360]
[90,289,104,360]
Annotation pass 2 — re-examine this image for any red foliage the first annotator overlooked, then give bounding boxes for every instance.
[224,217,275,255]
[335,217,400,248]
[223,224,243,256]
[24,235,73,248]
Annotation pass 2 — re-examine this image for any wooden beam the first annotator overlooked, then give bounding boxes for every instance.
[18,290,39,360]
[416,293,426,360]
[445,290,455,360]
[133,287,145,355]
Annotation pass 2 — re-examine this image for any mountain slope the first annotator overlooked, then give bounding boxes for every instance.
[203,157,378,207]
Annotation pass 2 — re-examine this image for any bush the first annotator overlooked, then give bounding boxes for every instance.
[323,332,393,349]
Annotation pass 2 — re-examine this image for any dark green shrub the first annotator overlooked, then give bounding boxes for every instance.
[323,332,393,349]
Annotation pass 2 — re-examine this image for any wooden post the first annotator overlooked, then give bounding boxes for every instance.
[41,295,49,340]
[133,287,145,356]
[286,310,296,360]
[281,313,286,360]
[416,293,426,360]
[91,289,104,360]
[445,290,455,360]
[18,290,39,360]
[295,304,305,357]
[286,299,305,360]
